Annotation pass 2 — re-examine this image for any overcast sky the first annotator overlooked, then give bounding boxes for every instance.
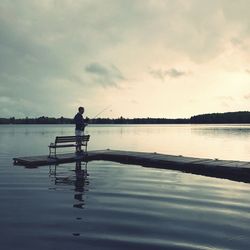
[1,0,250,119]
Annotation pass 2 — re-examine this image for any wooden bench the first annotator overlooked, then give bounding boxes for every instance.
[48,135,90,158]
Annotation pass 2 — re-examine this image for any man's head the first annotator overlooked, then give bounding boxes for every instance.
[78,106,84,114]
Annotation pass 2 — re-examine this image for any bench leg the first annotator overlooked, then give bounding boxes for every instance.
[49,147,52,158]
[48,147,57,159]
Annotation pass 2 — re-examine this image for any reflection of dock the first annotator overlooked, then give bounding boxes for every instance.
[14,149,250,183]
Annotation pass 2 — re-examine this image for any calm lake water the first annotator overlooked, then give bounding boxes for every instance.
[1,124,250,249]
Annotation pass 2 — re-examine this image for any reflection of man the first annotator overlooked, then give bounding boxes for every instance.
[50,161,89,210]
[74,107,88,153]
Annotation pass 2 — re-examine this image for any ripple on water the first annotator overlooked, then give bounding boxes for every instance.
[0,160,250,250]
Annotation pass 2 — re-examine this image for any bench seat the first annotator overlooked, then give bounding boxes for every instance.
[49,144,77,148]
[48,135,90,158]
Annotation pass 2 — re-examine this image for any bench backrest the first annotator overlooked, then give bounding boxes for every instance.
[55,135,90,144]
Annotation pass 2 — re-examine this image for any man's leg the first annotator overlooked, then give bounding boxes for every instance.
[75,130,81,152]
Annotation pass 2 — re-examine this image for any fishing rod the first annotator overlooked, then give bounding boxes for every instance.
[91,105,112,120]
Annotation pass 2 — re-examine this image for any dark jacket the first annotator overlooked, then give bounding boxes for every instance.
[74,113,86,131]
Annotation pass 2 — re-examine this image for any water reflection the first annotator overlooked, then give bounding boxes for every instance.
[49,161,89,209]
[4,123,250,162]
[192,124,250,138]
[5,155,250,249]
[0,124,73,136]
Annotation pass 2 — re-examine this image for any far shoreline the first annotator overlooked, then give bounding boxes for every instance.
[1,111,250,125]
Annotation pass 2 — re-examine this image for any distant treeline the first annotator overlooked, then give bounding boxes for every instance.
[0,116,188,124]
[1,111,250,124]
[190,111,250,123]
[0,116,73,124]
[92,117,188,124]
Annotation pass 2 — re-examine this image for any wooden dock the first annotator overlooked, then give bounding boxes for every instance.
[13,149,250,183]
[13,153,87,167]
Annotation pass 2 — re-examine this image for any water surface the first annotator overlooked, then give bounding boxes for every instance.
[2,123,250,160]
[1,124,250,249]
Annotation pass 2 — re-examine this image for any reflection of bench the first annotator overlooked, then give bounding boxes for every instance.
[48,135,90,158]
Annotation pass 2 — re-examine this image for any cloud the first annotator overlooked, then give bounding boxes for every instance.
[1,1,250,118]
[244,94,250,99]
[149,68,187,81]
[0,96,15,105]
[85,63,125,87]
[165,68,187,78]
[231,37,242,46]
[149,69,165,81]
[217,96,235,101]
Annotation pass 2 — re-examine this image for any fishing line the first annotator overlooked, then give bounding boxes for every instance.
[91,105,112,119]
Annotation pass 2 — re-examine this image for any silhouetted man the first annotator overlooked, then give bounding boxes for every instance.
[74,107,87,153]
